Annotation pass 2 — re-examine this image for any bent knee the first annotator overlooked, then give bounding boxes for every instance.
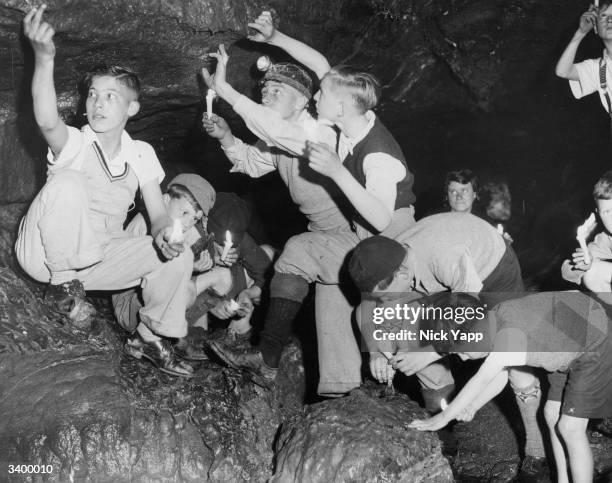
[557,415,588,440]
[583,260,612,291]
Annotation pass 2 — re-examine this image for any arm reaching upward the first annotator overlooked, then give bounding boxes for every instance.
[23,5,68,155]
[248,11,331,79]
[555,7,597,80]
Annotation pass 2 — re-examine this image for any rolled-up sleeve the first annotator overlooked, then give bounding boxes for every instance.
[569,59,599,99]
[363,153,406,215]
[47,126,84,171]
[222,137,277,178]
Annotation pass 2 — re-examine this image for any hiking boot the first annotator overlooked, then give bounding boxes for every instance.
[45,279,96,328]
[125,336,194,378]
[208,340,277,387]
[516,455,549,482]
[174,341,209,361]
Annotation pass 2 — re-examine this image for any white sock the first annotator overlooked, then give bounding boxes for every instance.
[136,323,161,343]
[50,270,78,285]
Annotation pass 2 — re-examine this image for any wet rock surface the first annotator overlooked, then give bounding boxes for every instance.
[272,385,454,483]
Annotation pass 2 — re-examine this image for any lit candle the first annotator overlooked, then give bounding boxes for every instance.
[440,398,449,411]
[595,0,600,8]
[576,213,597,265]
[206,89,216,118]
[496,223,504,235]
[221,230,233,261]
[168,218,184,243]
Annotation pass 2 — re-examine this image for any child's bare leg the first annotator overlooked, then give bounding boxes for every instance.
[557,414,591,483]
[193,312,209,330]
[583,259,612,293]
[189,267,233,306]
[543,400,569,483]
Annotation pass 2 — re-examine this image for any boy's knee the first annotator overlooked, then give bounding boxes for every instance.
[213,268,232,295]
[557,415,588,441]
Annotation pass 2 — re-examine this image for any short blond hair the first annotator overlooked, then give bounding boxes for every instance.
[325,65,381,113]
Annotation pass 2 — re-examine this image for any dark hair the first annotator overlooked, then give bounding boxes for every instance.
[444,169,479,196]
[416,292,485,353]
[593,171,612,201]
[325,65,381,112]
[81,64,141,99]
[167,184,202,212]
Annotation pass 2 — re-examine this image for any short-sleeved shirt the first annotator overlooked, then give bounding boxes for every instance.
[569,56,612,113]
[48,125,164,187]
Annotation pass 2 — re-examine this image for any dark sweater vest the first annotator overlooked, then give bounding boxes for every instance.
[343,117,416,213]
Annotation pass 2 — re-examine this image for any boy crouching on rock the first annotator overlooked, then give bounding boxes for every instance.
[410,291,612,483]
[16,6,194,377]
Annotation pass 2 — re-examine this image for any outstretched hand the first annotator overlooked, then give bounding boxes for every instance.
[247,11,277,43]
[409,412,450,432]
[23,5,56,60]
[201,44,229,93]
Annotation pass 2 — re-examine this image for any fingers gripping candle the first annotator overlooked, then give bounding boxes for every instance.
[221,230,233,261]
[576,213,597,265]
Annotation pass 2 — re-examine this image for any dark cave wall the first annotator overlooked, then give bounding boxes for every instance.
[0,0,604,205]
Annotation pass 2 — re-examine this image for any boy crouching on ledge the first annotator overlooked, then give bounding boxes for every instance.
[409,291,612,483]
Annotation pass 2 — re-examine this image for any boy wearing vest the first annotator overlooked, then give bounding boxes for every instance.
[409,291,612,483]
[556,3,612,120]
[16,7,194,377]
[203,31,415,389]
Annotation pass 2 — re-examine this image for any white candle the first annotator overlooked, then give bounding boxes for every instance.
[206,89,216,118]
[440,398,449,411]
[595,0,600,8]
[221,230,233,261]
[496,223,504,235]
[168,218,184,243]
[576,213,597,265]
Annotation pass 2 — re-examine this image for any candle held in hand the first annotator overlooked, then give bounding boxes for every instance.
[221,230,233,261]
[168,219,184,243]
[576,213,597,265]
[206,89,216,118]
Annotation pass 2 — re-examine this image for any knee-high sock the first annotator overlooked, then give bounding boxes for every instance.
[258,272,309,368]
[512,380,546,458]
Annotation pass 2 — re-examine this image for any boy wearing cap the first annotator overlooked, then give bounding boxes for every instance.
[16,7,194,377]
[202,24,415,392]
[348,214,549,475]
[113,173,217,363]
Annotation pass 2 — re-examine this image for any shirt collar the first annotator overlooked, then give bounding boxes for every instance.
[338,110,376,155]
[82,124,135,166]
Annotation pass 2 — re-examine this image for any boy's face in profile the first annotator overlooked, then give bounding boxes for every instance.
[596,198,612,233]
[596,4,612,39]
[165,195,204,232]
[314,76,342,123]
[261,81,306,119]
[86,75,139,134]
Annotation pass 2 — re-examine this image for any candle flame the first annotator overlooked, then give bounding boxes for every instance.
[440,398,448,411]
[225,230,232,244]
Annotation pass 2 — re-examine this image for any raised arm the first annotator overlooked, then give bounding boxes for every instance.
[248,11,331,79]
[23,5,68,155]
[555,7,597,80]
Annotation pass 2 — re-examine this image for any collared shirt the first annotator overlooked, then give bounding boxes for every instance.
[48,125,164,187]
[569,53,612,113]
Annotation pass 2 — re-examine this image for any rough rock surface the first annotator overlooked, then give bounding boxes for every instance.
[271,386,454,483]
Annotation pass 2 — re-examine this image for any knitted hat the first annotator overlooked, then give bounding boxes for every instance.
[207,192,251,246]
[348,236,407,293]
[262,62,313,99]
[168,174,216,215]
